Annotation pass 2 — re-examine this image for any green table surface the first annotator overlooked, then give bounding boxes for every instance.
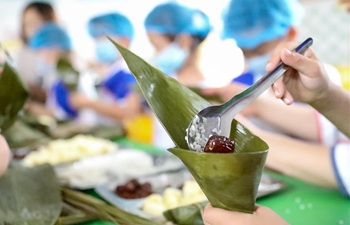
[80,138,350,225]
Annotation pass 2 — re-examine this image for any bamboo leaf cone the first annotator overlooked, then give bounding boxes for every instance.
[109,37,269,213]
[0,60,28,133]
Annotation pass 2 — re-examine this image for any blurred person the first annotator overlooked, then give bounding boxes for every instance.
[221,0,303,83]
[17,1,57,102]
[25,22,73,117]
[144,2,212,86]
[203,0,343,145]
[144,2,220,148]
[28,22,72,90]
[68,12,142,124]
[203,41,350,225]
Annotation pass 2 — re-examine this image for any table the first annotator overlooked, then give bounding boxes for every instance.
[81,138,350,225]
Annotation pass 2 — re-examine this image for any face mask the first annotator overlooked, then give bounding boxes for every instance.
[246,52,271,80]
[35,57,55,87]
[153,43,189,75]
[95,41,120,64]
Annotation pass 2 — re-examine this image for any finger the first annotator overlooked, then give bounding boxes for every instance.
[266,41,318,72]
[280,48,321,78]
[266,41,301,72]
[203,204,252,225]
[272,77,286,99]
[282,90,294,105]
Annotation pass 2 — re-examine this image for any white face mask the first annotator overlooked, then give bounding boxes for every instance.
[152,43,189,76]
[246,52,271,80]
[35,57,55,87]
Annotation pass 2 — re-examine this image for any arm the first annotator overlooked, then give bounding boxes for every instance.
[0,135,10,177]
[238,115,337,188]
[71,93,142,121]
[309,83,350,138]
[25,101,55,117]
[203,204,289,225]
[267,43,350,138]
[252,96,318,141]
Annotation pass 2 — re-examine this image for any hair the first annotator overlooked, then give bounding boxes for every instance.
[164,34,205,52]
[20,2,57,43]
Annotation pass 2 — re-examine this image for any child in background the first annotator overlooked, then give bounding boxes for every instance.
[144,3,212,86]
[17,2,57,103]
[203,0,343,145]
[145,2,234,148]
[69,13,142,125]
[25,22,74,118]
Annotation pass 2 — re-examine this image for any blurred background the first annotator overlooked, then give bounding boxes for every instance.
[0,0,348,65]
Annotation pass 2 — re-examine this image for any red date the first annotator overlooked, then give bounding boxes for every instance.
[204,135,235,153]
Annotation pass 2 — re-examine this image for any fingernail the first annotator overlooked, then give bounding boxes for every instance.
[274,88,280,96]
[266,62,272,70]
[284,48,292,56]
[283,97,291,104]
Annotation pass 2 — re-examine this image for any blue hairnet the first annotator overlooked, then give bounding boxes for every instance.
[88,13,134,40]
[145,3,211,40]
[222,0,304,49]
[29,22,72,51]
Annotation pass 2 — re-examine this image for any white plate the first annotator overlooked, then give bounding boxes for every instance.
[56,149,185,189]
[96,171,285,219]
[95,170,192,219]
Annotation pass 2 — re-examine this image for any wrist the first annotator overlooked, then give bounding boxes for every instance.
[309,82,337,112]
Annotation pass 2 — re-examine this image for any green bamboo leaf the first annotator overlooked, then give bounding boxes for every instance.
[61,187,162,225]
[109,38,269,214]
[0,164,61,225]
[0,61,28,133]
[163,202,207,225]
[108,36,210,149]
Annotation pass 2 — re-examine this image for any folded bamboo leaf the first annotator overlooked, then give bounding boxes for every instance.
[108,36,210,149]
[0,61,28,133]
[163,202,207,225]
[3,120,50,149]
[109,38,269,214]
[0,164,61,225]
[169,120,268,213]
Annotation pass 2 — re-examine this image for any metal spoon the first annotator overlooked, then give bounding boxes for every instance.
[186,38,313,151]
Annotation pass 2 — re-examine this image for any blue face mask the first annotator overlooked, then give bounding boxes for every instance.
[246,52,271,80]
[95,41,120,64]
[153,43,189,75]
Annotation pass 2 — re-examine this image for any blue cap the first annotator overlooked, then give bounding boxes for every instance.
[145,3,211,40]
[29,22,72,51]
[222,0,303,49]
[88,13,134,40]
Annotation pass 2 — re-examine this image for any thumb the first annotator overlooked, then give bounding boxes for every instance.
[280,48,321,79]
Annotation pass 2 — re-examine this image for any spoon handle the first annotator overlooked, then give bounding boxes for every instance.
[222,37,314,118]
